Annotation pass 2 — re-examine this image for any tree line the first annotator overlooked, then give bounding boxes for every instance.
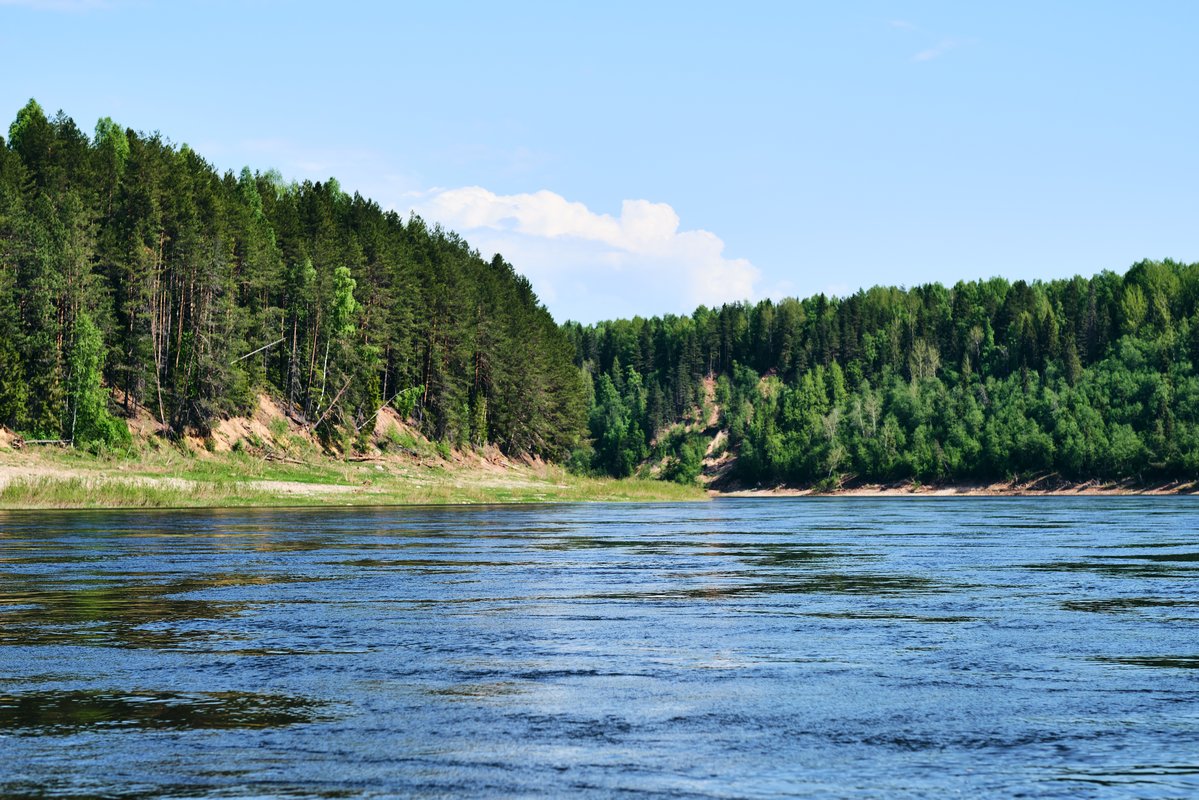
[5,100,1193,486]
[566,259,1199,486]
[0,100,586,456]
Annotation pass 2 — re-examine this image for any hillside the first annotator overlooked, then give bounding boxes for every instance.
[0,100,585,459]
[0,392,702,508]
[4,99,1199,496]
[567,260,1199,490]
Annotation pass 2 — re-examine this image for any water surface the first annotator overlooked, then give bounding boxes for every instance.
[1,498,1197,797]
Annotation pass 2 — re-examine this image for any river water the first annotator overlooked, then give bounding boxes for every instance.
[0,498,1196,798]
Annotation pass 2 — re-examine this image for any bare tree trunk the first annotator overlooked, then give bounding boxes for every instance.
[288,316,298,415]
[149,311,168,428]
[320,341,330,405]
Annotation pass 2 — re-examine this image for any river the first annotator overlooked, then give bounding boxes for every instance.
[1,498,1196,797]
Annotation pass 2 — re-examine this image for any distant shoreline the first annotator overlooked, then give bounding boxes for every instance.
[713,479,1198,497]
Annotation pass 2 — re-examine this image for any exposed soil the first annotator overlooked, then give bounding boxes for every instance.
[3,394,1196,501]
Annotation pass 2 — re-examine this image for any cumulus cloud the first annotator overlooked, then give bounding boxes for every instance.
[414,187,759,322]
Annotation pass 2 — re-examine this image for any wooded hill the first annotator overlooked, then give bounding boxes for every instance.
[566,259,1199,487]
[0,101,586,457]
[3,100,1195,490]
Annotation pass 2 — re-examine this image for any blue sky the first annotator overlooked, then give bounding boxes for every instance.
[3,1,1197,323]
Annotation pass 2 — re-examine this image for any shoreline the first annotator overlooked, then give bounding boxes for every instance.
[712,478,1198,497]
[0,449,705,510]
[3,448,1195,511]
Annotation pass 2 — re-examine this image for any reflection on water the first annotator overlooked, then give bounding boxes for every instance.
[1094,656,1199,669]
[1063,597,1199,613]
[0,573,312,648]
[0,690,324,733]
[0,498,1196,798]
[1028,560,1195,579]
[584,571,946,600]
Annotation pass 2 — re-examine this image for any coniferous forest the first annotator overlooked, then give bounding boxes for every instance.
[3,101,1198,489]
[568,259,1199,487]
[0,101,586,458]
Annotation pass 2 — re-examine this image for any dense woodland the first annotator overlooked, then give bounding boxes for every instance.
[567,259,1199,487]
[3,101,1196,489]
[0,101,586,457]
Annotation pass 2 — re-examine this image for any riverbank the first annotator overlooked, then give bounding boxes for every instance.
[4,441,1194,511]
[714,476,1199,497]
[0,447,704,510]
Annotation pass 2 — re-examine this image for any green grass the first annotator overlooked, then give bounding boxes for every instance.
[142,451,348,486]
[0,476,279,509]
[0,450,706,510]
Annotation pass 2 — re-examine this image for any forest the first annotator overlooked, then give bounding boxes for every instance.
[566,259,1199,487]
[0,101,586,458]
[3,100,1196,491]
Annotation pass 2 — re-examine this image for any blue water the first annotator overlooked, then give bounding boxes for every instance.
[1,498,1197,798]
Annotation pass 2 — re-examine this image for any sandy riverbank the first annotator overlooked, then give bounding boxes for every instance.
[714,478,1198,497]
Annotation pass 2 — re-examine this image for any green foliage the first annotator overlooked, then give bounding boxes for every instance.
[390,385,423,420]
[587,372,648,477]
[569,259,1199,487]
[659,431,707,485]
[67,312,130,450]
[329,265,359,338]
[8,99,46,156]
[93,116,129,172]
[0,102,587,460]
[470,393,488,448]
[564,441,597,475]
[4,99,1196,488]
[381,423,405,449]
[267,417,288,440]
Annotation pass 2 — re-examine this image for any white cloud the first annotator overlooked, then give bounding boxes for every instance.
[887,19,973,63]
[413,187,760,322]
[912,37,968,62]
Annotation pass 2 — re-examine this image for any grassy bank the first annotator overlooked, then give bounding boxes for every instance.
[0,446,705,510]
